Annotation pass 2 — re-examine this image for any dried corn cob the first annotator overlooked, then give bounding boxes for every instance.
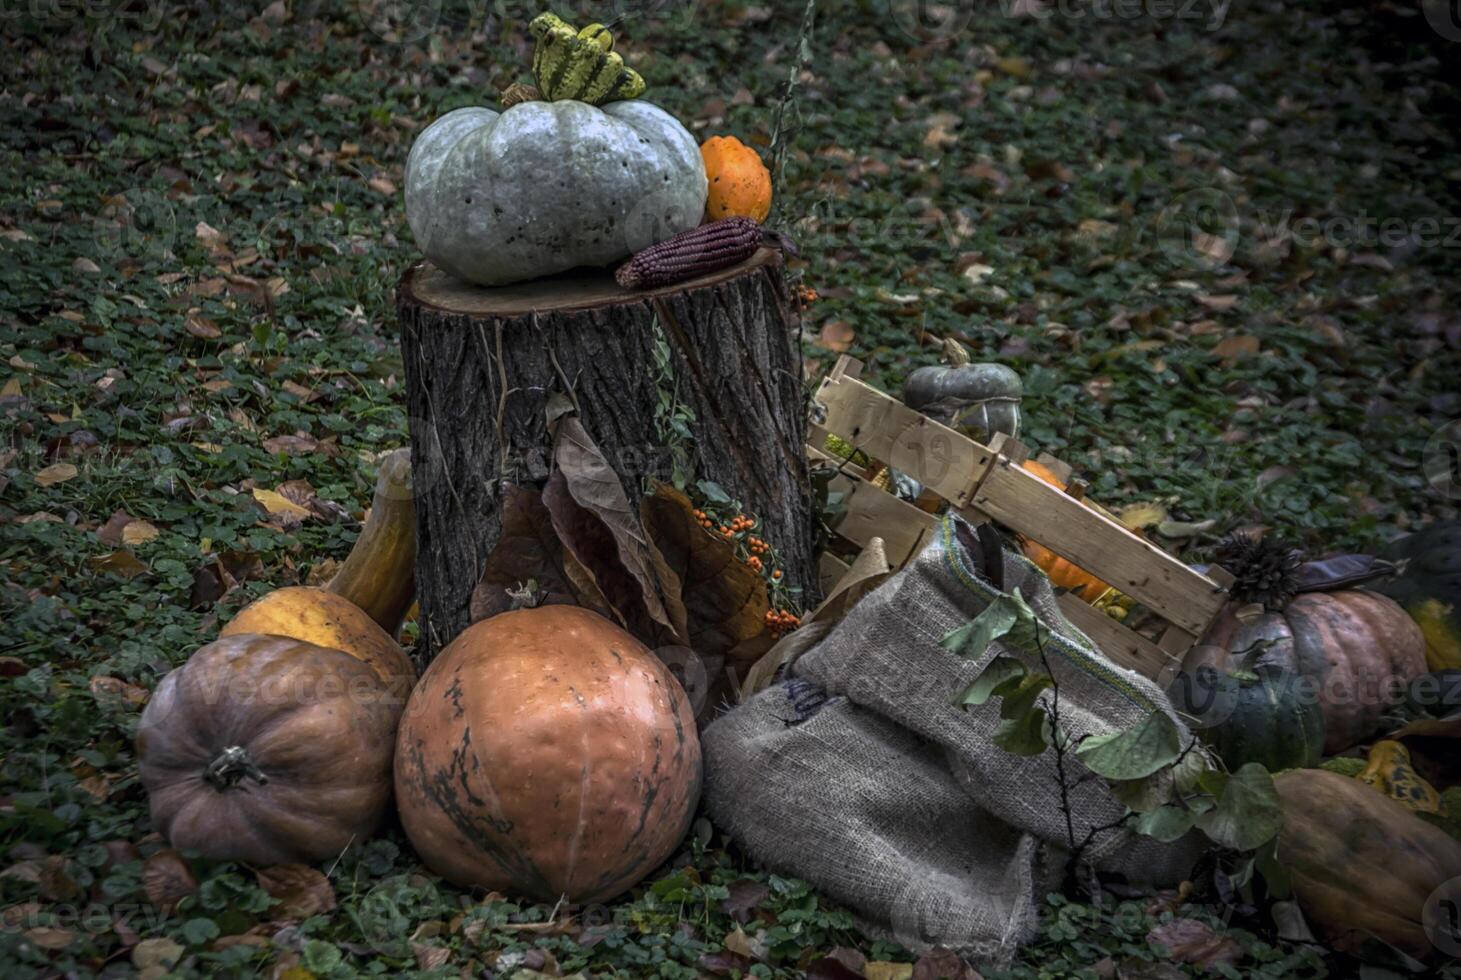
[616,217,784,290]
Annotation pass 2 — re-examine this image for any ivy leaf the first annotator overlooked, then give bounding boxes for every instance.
[1194,763,1282,852]
[956,655,1026,706]
[1074,710,1184,781]
[940,595,1020,659]
[1134,805,1196,842]
[994,705,1051,755]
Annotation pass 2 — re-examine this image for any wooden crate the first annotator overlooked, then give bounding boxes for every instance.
[810,356,1233,679]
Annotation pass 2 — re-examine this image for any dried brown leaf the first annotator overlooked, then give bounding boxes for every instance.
[1146,918,1243,972]
[142,849,197,913]
[642,483,769,662]
[469,484,581,623]
[87,550,149,579]
[35,462,78,487]
[256,864,336,920]
[550,417,672,632]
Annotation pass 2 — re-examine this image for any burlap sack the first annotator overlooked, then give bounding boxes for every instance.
[703,516,1205,967]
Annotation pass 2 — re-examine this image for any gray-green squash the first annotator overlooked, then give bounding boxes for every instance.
[405,100,707,287]
[902,338,1022,440]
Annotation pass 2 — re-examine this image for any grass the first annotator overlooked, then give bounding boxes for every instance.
[1,0,1458,976]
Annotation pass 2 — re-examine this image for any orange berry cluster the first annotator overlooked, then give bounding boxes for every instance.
[766,608,801,640]
[692,508,714,530]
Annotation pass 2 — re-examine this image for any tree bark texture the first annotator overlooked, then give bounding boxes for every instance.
[397,248,817,663]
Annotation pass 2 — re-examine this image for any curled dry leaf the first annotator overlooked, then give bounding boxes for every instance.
[1145,917,1243,972]
[142,849,197,914]
[641,482,769,665]
[548,416,672,631]
[469,483,584,623]
[256,864,337,920]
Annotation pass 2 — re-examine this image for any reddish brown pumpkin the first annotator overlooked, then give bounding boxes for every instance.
[1200,590,1425,754]
[394,606,701,903]
[137,634,401,866]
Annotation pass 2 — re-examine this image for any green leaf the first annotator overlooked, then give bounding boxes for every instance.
[1112,744,1210,812]
[1074,710,1184,780]
[956,654,1027,706]
[999,671,1054,721]
[940,595,1021,659]
[1255,838,1291,900]
[1134,805,1196,842]
[1194,763,1283,852]
[994,706,1051,755]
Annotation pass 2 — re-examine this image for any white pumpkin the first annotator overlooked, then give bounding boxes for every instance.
[405,100,707,287]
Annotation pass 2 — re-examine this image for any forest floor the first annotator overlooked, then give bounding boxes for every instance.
[2,0,1459,976]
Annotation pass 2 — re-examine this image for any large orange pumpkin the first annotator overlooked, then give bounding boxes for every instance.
[394,605,701,903]
[137,634,401,866]
[1017,459,1114,604]
[700,136,772,223]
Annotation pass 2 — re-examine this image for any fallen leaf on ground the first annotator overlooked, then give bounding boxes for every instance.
[142,849,197,913]
[35,462,78,487]
[256,864,336,920]
[1210,334,1259,363]
[252,488,313,526]
[87,550,149,579]
[122,520,161,545]
[1146,917,1243,971]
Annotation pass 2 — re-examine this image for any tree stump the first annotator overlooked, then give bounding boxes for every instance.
[397,248,817,662]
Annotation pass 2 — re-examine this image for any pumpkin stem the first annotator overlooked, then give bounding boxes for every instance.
[940,336,972,367]
[204,745,269,790]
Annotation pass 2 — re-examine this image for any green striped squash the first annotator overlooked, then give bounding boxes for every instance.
[1172,663,1325,772]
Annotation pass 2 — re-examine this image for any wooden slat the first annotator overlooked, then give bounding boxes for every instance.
[1033,451,1073,485]
[816,374,997,509]
[828,472,936,566]
[819,551,851,596]
[1056,595,1175,679]
[807,442,870,482]
[966,460,1226,636]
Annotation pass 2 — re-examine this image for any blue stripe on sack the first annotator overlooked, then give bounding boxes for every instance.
[936,516,1157,712]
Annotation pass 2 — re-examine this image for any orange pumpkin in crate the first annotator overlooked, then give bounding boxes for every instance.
[394,605,701,903]
[1017,459,1114,604]
[700,135,772,223]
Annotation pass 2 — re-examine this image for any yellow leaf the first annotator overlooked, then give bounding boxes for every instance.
[864,963,915,980]
[1,377,21,397]
[35,462,78,487]
[121,520,160,545]
[1116,501,1169,531]
[252,488,312,519]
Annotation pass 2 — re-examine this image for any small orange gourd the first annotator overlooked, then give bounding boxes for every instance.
[1018,459,1114,604]
[700,136,772,223]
